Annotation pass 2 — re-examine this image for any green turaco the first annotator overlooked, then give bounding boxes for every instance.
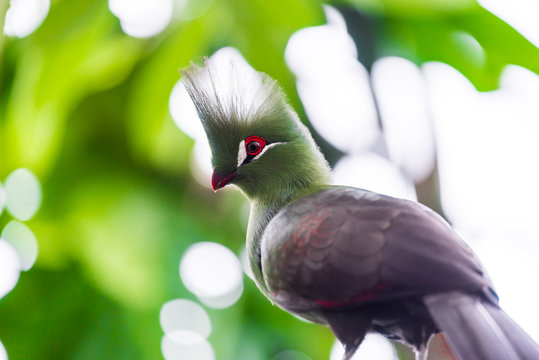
[180,57,539,360]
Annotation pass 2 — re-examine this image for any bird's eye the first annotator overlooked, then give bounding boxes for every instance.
[247,141,260,154]
[245,135,266,156]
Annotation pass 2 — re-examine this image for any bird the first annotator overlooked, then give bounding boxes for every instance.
[180,56,539,360]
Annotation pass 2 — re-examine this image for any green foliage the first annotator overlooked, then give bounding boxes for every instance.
[336,0,539,90]
[0,0,537,359]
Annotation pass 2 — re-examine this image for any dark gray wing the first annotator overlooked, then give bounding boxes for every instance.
[260,187,490,314]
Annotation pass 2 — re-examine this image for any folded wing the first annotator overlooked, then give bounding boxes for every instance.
[261,187,490,313]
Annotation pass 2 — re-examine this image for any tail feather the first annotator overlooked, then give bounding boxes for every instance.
[483,300,539,360]
[424,292,539,360]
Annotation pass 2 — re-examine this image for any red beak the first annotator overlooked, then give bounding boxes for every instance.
[211,170,237,191]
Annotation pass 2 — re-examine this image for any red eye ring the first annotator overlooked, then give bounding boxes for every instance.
[245,135,266,156]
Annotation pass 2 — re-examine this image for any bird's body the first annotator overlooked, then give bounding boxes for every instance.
[251,186,519,359]
[180,55,539,359]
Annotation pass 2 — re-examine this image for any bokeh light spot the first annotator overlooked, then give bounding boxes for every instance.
[239,247,254,280]
[0,339,7,360]
[190,137,213,189]
[285,6,379,154]
[109,0,173,38]
[180,242,243,308]
[330,334,397,360]
[3,0,50,38]
[4,168,42,221]
[1,220,38,271]
[0,182,6,216]
[0,240,21,299]
[159,299,211,337]
[169,80,206,141]
[500,65,539,105]
[161,331,215,360]
[197,281,243,309]
[372,56,435,183]
[332,153,417,201]
[451,32,486,68]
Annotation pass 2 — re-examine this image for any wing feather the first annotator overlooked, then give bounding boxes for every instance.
[261,187,489,314]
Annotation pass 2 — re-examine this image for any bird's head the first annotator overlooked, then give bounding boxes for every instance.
[181,57,330,203]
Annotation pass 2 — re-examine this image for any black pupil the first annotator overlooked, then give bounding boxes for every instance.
[247,141,260,153]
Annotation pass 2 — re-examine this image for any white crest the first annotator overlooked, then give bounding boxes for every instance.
[206,48,273,121]
[181,47,286,131]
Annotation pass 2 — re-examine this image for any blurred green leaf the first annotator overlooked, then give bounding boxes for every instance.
[2,0,142,176]
[337,0,539,90]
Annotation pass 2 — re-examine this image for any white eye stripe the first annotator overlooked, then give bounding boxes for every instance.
[252,142,283,161]
[237,140,247,167]
[236,140,284,167]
